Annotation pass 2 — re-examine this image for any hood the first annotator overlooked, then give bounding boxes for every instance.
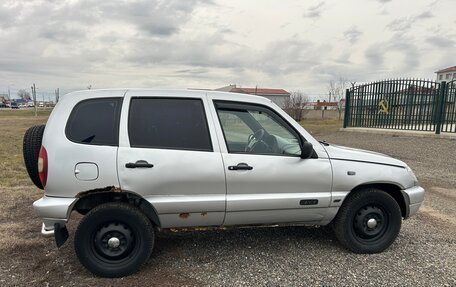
[323,144,406,168]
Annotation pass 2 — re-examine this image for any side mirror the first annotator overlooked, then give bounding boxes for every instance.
[300,141,314,159]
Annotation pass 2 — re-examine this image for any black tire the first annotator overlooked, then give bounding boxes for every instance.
[333,188,402,253]
[23,124,46,189]
[74,202,155,278]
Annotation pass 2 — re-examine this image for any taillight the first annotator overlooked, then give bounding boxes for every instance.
[38,147,48,187]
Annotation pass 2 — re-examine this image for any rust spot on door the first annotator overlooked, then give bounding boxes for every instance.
[179,213,190,219]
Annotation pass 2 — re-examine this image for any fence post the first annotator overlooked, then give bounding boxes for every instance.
[343,89,350,128]
[435,81,446,134]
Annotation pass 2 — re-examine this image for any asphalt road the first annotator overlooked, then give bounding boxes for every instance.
[0,130,455,286]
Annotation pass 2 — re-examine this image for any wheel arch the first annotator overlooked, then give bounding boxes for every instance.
[72,189,161,227]
[349,183,407,218]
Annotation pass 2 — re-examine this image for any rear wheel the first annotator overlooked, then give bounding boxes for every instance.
[333,188,402,253]
[74,202,154,278]
[23,125,45,189]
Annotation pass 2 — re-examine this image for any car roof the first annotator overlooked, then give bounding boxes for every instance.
[61,88,272,105]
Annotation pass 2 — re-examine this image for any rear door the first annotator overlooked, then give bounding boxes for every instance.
[117,91,226,228]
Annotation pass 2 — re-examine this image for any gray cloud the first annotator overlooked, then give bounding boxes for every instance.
[387,9,435,33]
[344,27,362,44]
[95,0,212,36]
[303,2,325,18]
[426,35,455,47]
[364,34,420,73]
[416,11,433,19]
[0,4,20,29]
[365,45,384,67]
[387,17,414,32]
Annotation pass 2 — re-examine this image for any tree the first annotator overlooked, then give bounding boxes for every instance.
[283,91,309,122]
[327,77,349,120]
[17,89,31,101]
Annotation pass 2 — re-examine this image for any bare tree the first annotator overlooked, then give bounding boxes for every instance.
[327,77,349,120]
[283,91,309,122]
[17,89,31,101]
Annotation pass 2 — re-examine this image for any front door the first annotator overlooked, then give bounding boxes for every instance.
[212,100,333,225]
[117,94,226,228]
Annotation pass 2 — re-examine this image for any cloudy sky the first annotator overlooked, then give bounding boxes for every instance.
[0,0,454,100]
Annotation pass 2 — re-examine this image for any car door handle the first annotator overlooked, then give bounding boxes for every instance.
[228,163,253,171]
[125,160,154,169]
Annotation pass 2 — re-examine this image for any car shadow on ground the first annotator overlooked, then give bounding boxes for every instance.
[150,224,343,260]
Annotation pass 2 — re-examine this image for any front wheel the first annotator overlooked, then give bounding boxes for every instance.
[333,188,402,253]
[74,202,154,278]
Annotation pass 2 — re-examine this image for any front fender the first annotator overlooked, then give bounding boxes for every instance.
[330,159,414,193]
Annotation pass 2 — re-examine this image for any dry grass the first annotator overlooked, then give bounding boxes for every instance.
[0,109,50,187]
[300,119,343,137]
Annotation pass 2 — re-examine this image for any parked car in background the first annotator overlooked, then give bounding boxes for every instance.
[38,102,44,107]
[0,102,6,108]
[11,102,19,109]
[28,101,35,107]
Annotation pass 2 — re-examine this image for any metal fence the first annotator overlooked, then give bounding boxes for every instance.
[343,79,456,134]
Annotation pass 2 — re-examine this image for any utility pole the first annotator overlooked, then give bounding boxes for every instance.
[55,88,59,104]
[31,84,37,117]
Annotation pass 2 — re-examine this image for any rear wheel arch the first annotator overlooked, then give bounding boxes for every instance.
[72,190,161,227]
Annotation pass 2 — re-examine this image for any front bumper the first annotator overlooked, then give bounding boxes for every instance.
[33,196,77,236]
[401,186,425,218]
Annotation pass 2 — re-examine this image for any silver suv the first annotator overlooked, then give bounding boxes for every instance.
[23,89,424,277]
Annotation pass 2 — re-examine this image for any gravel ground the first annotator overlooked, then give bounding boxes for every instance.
[0,130,455,286]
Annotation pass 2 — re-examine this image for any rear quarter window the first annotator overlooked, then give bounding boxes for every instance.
[65,98,122,146]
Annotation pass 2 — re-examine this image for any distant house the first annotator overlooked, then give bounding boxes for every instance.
[305,100,339,110]
[215,85,291,107]
[436,66,456,83]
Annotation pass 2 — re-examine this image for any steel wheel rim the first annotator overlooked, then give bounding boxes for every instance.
[352,204,388,242]
[92,221,135,262]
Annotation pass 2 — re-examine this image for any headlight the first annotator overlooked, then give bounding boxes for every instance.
[405,166,419,186]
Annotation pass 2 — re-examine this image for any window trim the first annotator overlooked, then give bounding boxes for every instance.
[214,100,309,158]
[65,97,123,147]
[127,97,214,152]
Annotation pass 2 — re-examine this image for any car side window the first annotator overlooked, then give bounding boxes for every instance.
[215,102,302,156]
[66,98,122,146]
[128,98,213,151]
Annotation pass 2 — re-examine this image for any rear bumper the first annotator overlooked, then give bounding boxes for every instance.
[33,196,77,235]
[401,186,425,218]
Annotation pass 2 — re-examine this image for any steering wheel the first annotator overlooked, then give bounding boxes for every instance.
[245,129,266,152]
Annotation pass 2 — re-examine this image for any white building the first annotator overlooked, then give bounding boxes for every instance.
[215,85,291,107]
[435,66,456,83]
